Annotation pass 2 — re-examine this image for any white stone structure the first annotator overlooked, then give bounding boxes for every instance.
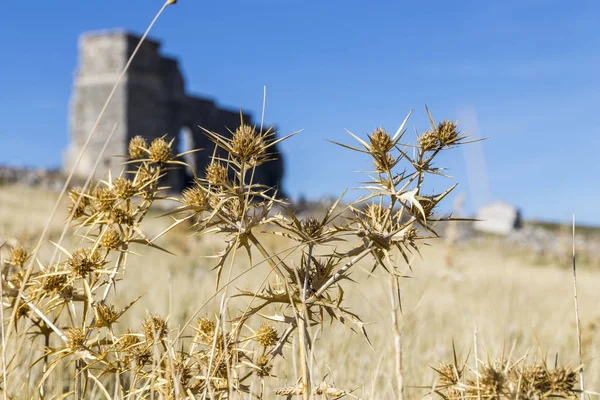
[473,201,521,235]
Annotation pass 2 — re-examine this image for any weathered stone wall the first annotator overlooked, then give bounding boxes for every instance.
[64,30,285,194]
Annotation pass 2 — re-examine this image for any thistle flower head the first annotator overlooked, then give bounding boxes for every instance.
[67,249,103,278]
[300,217,323,240]
[149,137,173,164]
[110,206,134,226]
[143,315,168,342]
[478,363,506,397]
[206,162,229,186]
[66,327,86,351]
[113,177,136,199]
[255,355,273,377]
[134,164,158,189]
[120,331,150,369]
[67,187,90,219]
[437,120,460,146]
[368,127,394,154]
[16,303,30,319]
[41,267,69,294]
[181,184,207,211]
[255,323,278,347]
[196,317,216,344]
[231,124,266,160]
[547,365,578,395]
[436,362,462,387]
[418,130,440,152]
[94,187,116,212]
[129,135,148,159]
[8,246,28,266]
[93,302,120,328]
[373,153,397,172]
[100,226,122,250]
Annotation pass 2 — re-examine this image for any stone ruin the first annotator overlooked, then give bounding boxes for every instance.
[63,30,285,194]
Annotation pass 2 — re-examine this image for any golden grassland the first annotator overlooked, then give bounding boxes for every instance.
[2,184,599,398]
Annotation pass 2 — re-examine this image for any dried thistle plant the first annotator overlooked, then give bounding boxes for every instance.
[432,346,580,399]
[2,72,479,400]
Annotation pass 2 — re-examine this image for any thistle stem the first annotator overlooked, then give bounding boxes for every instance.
[299,244,314,400]
[307,247,372,302]
[390,275,404,400]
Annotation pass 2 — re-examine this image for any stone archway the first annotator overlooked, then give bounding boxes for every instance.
[177,126,196,187]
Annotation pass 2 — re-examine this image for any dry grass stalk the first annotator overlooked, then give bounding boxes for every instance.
[571,215,585,400]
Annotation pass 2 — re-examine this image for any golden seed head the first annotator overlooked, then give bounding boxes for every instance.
[110,207,134,226]
[119,331,140,351]
[255,355,273,377]
[149,137,173,163]
[68,186,90,207]
[66,327,86,351]
[120,332,150,369]
[67,249,103,278]
[369,128,394,154]
[196,317,216,344]
[113,178,136,199]
[437,362,461,386]
[205,162,229,186]
[181,184,207,211]
[67,187,90,219]
[129,135,148,159]
[143,315,168,342]
[418,130,440,151]
[67,200,87,220]
[16,303,30,319]
[300,217,323,240]
[100,226,122,250]
[478,364,505,397]
[42,267,69,293]
[94,187,116,212]
[373,153,397,172]
[231,124,265,160]
[8,246,28,266]
[548,366,578,394]
[123,348,151,370]
[197,317,216,334]
[134,164,158,189]
[255,323,278,347]
[437,120,459,146]
[93,303,119,328]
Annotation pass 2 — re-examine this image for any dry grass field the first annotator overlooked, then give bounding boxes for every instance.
[2,184,599,399]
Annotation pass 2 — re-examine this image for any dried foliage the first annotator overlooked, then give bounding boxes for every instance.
[432,346,581,399]
[0,103,475,399]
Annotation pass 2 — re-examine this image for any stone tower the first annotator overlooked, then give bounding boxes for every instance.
[64,30,285,194]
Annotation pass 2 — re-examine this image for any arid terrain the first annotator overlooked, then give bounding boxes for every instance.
[2,184,599,398]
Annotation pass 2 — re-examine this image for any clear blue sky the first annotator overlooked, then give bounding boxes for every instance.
[1,1,599,224]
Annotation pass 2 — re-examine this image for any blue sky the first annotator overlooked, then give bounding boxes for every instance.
[1,1,599,224]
